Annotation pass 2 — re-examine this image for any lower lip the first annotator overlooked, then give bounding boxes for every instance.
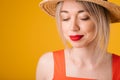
[70,35,84,41]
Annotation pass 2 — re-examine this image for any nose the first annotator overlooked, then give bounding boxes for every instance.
[70,17,80,31]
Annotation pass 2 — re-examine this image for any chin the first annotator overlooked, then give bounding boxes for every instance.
[71,43,87,48]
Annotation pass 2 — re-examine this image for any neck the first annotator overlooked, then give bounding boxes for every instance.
[68,45,107,69]
[70,44,96,60]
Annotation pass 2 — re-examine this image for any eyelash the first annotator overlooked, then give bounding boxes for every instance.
[80,17,89,20]
[62,17,89,21]
[62,18,70,21]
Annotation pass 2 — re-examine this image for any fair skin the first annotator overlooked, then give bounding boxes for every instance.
[36,0,112,80]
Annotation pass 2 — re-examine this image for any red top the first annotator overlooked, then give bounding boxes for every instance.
[53,50,120,80]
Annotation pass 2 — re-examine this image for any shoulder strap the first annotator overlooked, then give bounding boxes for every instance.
[53,50,66,79]
[112,54,120,80]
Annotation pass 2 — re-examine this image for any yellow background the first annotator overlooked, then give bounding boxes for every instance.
[0,0,120,80]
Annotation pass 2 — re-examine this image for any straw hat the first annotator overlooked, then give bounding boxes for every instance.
[39,0,120,23]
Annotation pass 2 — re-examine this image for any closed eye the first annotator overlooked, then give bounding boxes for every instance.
[80,17,90,20]
[62,18,70,21]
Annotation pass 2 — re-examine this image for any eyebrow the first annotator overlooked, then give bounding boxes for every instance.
[60,10,85,13]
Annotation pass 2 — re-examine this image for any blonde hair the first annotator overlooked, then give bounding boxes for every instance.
[55,1,110,64]
[80,1,110,64]
[55,2,68,48]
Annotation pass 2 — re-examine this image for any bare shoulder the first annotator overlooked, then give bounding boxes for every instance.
[38,52,54,65]
[36,52,54,80]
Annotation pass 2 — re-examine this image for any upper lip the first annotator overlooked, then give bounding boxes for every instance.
[69,35,84,37]
[69,35,84,41]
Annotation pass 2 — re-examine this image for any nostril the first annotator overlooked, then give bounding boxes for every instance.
[70,18,80,31]
[70,25,80,31]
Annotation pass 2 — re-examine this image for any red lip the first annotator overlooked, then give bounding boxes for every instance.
[70,35,84,41]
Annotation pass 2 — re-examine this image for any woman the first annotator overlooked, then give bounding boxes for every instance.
[36,0,120,80]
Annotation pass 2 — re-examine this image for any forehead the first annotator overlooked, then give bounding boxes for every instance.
[60,0,88,14]
[61,0,86,12]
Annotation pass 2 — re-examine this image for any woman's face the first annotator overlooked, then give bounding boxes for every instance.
[60,0,96,48]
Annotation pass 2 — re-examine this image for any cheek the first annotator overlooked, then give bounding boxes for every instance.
[82,22,95,33]
[85,23,96,40]
[61,22,69,33]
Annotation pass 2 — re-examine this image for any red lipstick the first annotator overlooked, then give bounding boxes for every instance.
[70,35,84,41]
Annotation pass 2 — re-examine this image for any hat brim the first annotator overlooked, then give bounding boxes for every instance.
[40,0,120,23]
